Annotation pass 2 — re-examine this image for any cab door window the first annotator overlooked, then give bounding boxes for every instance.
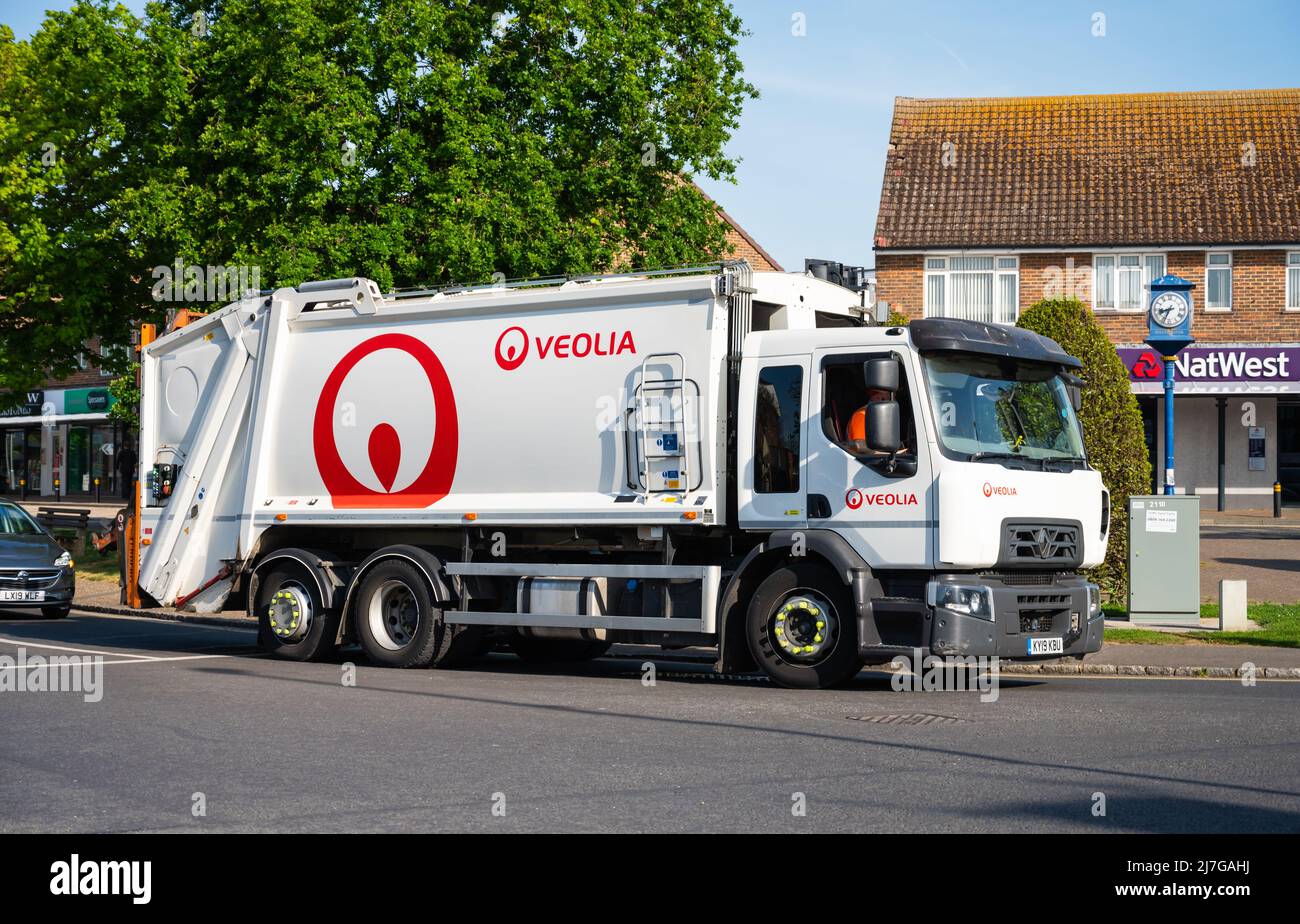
[754,365,802,493]
[821,353,918,461]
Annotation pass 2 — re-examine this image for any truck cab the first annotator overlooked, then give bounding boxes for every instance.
[736,317,1106,673]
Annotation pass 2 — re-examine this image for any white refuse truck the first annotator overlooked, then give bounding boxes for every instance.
[131,262,1108,688]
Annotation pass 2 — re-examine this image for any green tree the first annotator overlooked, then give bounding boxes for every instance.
[1018,296,1151,600]
[0,1,756,394]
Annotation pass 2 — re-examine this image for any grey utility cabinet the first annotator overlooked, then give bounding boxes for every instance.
[1127,495,1201,625]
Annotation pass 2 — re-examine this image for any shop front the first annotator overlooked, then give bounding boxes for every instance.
[0,386,125,500]
[1118,345,1300,509]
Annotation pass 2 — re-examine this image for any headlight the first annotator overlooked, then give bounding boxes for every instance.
[927,582,995,620]
[1087,583,1100,617]
[54,551,73,568]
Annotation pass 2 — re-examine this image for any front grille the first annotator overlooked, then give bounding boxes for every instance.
[1017,593,1070,606]
[1005,524,1079,565]
[0,568,62,587]
[1019,613,1059,633]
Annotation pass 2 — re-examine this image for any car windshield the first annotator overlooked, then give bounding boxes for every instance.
[924,353,1085,462]
[0,503,43,535]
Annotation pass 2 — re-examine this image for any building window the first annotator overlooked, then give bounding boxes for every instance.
[1287,252,1300,311]
[1093,253,1165,312]
[1205,252,1232,311]
[753,364,802,494]
[923,255,1018,325]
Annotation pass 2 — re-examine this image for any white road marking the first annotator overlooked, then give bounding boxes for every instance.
[73,611,256,633]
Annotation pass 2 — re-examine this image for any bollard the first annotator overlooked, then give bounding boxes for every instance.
[1276,482,1283,518]
[54,477,60,501]
[94,477,101,503]
[18,478,25,500]
[1219,580,1249,631]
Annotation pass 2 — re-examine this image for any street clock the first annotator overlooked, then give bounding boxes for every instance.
[1144,275,1196,496]
[1150,290,1190,329]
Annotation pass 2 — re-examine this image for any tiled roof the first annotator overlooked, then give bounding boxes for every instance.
[873,89,1300,250]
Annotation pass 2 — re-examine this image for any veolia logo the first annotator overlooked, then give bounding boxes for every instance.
[494,325,636,370]
[846,487,916,509]
[495,326,529,371]
[313,333,458,508]
[983,482,1018,497]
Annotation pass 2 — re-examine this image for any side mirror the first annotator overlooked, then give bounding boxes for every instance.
[865,401,902,454]
[863,358,899,393]
[1067,385,1082,413]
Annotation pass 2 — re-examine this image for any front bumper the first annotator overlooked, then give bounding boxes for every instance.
[926,573,1102,660]
[0,568,75,610]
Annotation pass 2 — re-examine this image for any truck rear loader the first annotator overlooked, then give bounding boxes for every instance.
[132,262,1108,688]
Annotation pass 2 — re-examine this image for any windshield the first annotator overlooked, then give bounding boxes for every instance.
[923,353,1085,462]
[0,503,43,536]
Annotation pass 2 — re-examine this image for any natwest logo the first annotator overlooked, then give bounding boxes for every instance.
[846,487,917,509]
[982,482,1018,497]
[494,325,636,371]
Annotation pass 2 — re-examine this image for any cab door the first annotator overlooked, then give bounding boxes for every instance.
[806,347,934,568]
[738,356,810,528]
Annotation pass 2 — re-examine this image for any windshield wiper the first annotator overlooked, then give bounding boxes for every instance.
[1043,455,1089,470]
[968,451,1032,466]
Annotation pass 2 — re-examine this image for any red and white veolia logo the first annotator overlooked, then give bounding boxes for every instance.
[846,487,917,509]
[313,333,458,508]
[494,325,636,371]
[983,481,1017,497]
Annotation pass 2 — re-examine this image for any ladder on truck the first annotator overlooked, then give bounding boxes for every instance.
[632,352,691,495]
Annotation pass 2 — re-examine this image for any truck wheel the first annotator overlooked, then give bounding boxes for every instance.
[353,560,444,668]
[510,635,612,663]
[257,568,338,661]
[745,562,862,689]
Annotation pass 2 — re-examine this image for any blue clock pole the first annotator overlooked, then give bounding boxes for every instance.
[1163,354,1177,495]
[1145,276,1196,497]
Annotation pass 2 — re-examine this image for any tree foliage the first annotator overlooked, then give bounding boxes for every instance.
[1018,296,1152,599]
[0,0,756,393]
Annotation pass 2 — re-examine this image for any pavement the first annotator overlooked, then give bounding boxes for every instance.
[0,608,1297,833]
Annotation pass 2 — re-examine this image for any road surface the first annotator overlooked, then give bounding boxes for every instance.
[1,610,1297,833]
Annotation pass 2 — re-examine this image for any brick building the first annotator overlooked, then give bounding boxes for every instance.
[873,89,1300,508]
[0,339,128,499]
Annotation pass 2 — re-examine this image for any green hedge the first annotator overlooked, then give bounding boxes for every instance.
[1018,297,1151,599]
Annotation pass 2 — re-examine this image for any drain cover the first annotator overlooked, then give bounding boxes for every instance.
[845,713,966,725]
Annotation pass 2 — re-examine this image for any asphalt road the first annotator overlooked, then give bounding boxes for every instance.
[1,610,1298,833]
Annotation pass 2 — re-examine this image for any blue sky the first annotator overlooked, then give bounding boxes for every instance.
[6,0,1299,270]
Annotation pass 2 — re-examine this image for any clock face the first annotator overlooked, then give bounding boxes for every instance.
[1151,291,1189,328]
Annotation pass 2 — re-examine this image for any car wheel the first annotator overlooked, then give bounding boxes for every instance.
[41,606,70,619]
[745,561,862,689]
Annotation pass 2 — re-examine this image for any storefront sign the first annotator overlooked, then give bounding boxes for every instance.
[64,388,114,415]
[0,390,44,418]
[1120,346,1298,384]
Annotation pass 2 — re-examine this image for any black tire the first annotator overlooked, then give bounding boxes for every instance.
[510,634,612,664]
[41,606,70,619]
[745,561,862,689]
[256,566,339,661]
[352,559,446,668]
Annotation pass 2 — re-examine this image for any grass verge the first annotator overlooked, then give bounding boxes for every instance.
[1103,603,1300,649]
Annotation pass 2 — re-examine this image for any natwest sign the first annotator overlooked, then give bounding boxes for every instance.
[1119,346,1299,386]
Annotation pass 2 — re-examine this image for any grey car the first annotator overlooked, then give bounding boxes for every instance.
[0,502,75,619]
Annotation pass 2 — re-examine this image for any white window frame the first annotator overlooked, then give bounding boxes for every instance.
[922,255,1019,324]
[1205,251,1232,312]
[1092,252,1165,313]
[1287,252,1300,312]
